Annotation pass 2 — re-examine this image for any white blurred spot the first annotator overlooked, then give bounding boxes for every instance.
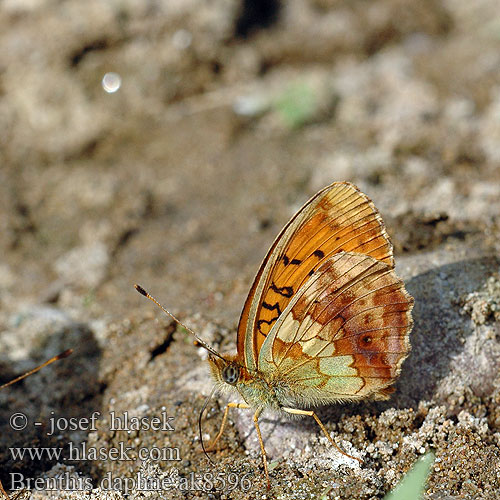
[172,29,192,50]
[102,72,122,93]
[233,95,268,117]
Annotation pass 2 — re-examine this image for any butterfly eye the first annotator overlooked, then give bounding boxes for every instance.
[222,364,240,385]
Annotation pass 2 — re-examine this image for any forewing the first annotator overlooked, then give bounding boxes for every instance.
[237,182,394,370]
[258,252,413,404]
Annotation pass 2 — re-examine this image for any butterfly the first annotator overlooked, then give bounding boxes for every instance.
[135,181,414,488]
[0,350,72,500]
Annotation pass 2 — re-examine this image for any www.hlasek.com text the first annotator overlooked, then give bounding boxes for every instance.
[10,441,181,462]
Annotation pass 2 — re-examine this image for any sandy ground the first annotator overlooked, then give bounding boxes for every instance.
[1,0,500,498]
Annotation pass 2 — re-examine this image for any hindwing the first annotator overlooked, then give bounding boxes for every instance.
[257,252,413,403]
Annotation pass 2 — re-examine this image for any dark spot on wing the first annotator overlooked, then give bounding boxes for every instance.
[270,282,293,297]
[262,301,282,316]
[257,319,275,335]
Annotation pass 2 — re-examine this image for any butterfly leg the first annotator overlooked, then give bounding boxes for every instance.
[206,402,250,452]
[282,407,363,464]
[0,480,22,500]
[252,408,271,489]
[0,480,8,499]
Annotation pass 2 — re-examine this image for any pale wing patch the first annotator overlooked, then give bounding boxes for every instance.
[319,356,358,377]
[323,375,364,395]
[300,337,333,357]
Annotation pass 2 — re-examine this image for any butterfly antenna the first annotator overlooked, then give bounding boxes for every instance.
[199,385,217,465]
[0,349,73,391]
[134,284,226,360]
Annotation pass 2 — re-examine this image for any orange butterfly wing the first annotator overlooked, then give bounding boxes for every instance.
[257,252,413,403]
[237,182,394,370]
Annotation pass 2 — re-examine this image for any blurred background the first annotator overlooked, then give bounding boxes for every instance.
[1,0,500,498]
